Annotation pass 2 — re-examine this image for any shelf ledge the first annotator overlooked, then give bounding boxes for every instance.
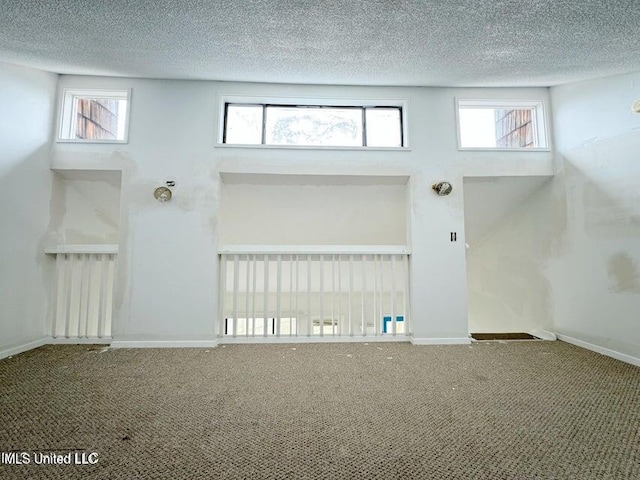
[45,244,118,255]
[218,245,410,255]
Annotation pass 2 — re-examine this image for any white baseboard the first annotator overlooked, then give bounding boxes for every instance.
[0,338,48,360]
[220,335,411,345]
[411,337,472,345]
[48,337,112,345]
[556,334,640,368]
[110,339,219,349]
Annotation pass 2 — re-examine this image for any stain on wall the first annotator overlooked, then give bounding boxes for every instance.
[607,252,640,294]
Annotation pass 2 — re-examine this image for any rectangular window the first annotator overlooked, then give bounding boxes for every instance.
[58,89,131,143]
[223,103,404,148]
[456,100,547,150]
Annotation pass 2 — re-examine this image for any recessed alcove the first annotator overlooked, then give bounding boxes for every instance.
[49,169,122,245]
[219,173,410,247]
[218,172,411,341]
[463,175,554,336]
[44,169,122,341]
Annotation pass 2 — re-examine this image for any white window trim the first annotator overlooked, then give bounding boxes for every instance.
[57,88,132,144]
[455,98,550,151]
[215,94,410,150]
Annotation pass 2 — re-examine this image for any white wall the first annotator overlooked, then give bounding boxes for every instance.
[6,65,635,355]
[465,177,559,333]
[220,182,407,245]
[464,176,552,245]
[50,76,552,342]
[0,62,57,351]
[550,72,640,357]
[49,170,121,245]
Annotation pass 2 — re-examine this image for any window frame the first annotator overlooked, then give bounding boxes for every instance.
[57,88,132,144]
[217,95,409,150]
[455,99,550,151]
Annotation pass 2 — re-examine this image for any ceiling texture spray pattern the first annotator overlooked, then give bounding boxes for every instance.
[0,0,639,86]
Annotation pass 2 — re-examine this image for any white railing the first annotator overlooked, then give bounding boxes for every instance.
[46,246,117,339]
[218,247,410,340]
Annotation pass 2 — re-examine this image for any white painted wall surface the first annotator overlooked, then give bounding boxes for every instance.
[0,62,57,351]
[465,177,558,333]
[464,176,552,245]
[50,76,552,342]
[550,72,640,357]
[49,170,121,245]
[220,183,407,245]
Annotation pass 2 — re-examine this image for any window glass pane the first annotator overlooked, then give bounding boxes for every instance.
[116,99,128,140]
[59,90,130,142]
[459,106,538,148]
[265,107,362,146]
[225,105,263,144]
[365,108,402,147]
[494,108,536,148]
[459,108,497,148]
[72,97,126,141]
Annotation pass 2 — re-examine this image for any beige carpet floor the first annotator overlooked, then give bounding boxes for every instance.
[1,341,639,479]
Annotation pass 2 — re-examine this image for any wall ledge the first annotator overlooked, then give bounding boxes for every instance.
[219,245,410,255]
[556,334,640,368]
[45,244,118,255]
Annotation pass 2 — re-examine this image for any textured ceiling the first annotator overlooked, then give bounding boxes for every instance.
[1,1,639,87]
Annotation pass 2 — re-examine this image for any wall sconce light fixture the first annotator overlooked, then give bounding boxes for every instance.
[154,186,172,203]
[432,181,453,196]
